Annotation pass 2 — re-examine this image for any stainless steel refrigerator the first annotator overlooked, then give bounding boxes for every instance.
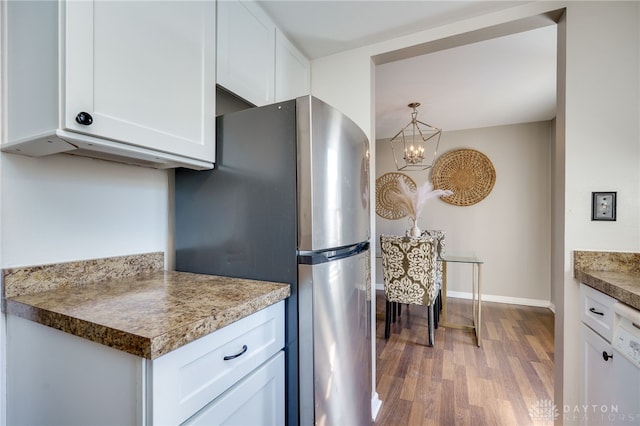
[174,96,372,425]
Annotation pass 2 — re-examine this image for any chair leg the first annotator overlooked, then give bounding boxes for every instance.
[392,302,397,323]
[427,305,435,347]
[397,303,402,317]
[385,300,392,339]
[434,294,440,329]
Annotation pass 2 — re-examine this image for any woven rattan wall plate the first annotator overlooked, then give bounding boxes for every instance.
[432,149,496,206]
[375,172,416,219]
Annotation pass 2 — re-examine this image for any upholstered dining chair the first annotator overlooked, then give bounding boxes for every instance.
[422,229,446,326]
[380,234,438,346]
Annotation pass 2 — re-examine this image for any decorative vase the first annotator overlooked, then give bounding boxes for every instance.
[408,218,421,237]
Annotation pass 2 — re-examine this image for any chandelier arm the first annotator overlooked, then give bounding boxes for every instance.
[413,119,442,131]
[422,133,441,142]
[416,127,429,142]
[389,121,417,141]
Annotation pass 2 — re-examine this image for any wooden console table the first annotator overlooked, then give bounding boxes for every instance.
[440,255,483,346]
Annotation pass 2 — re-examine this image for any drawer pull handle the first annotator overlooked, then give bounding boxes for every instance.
[223,345,248,361]
[602,351,613,361]
[589,307,604,316]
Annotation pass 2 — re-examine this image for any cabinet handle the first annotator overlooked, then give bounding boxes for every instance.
[589,307,604,316]
[602,351,613,361]
[223,345,248,361]
[75,112,93,125]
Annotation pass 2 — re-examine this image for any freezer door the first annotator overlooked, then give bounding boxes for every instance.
[297,96,370,251]
[298,247,371,426]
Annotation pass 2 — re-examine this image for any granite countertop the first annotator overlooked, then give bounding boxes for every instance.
[2,253,290,360]
[574,250,640,310]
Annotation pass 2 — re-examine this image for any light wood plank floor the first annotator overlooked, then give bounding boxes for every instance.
[374,291,554,425]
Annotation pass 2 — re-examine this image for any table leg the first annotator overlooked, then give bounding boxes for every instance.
[472,264,477,328]
[442,261,448,324]
[477,263,482,347]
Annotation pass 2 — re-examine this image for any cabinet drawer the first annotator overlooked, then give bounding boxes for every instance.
[150,301,284,425]
[183,351,285,426]
[581,283,616,342]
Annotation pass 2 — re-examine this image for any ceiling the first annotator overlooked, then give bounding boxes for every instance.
[258,0,557,136]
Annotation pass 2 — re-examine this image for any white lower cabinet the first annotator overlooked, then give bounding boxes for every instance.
[183,351,285,425]
[7,301,285,425]
[581,324,616,413]
[581,315,640,425]
[580,284,617,425]
[578,284,639,425]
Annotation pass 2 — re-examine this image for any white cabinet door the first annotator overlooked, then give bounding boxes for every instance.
[2,0,59,145]
[217,1,275,106]
[183,351,285,426]
[581,324,616,424]
[63,1,216,164]
[275,28,310,102]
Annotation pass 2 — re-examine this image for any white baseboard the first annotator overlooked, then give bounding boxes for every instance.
[448,290,553,309]
[371,392,382,421]
[375,283,553,310]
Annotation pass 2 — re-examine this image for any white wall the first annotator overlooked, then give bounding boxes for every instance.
[375,121,552,306]
[0,153,169,268]
[311,0,640,419]
[561,2,640,420]
[0,152,169,424]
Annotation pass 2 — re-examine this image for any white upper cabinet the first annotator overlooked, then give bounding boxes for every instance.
[217,1,275,106]
[2,1,216,170]
[217,1,309,106]
[63,1,216,166]
[275,28,310,102]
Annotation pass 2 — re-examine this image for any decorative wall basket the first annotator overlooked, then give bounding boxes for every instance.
[432,148,496,206]
[375,172,416,219]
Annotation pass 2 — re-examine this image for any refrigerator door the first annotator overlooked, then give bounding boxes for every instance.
[175,100,301,425]
[296,96,370,252]
[298,246,372,426]
[175,99,298,284]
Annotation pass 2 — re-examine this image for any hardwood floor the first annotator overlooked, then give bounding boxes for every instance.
[374,291,554,425]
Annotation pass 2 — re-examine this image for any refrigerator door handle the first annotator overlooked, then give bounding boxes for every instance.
[297,241,370,265]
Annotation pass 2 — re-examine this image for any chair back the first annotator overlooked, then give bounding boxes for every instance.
[422,229,446,290]
[422,229,446,258]
[380,235,438,306]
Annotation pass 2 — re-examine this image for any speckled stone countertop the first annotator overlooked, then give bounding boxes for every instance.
[574,250,640,310]
[2,253,290,359]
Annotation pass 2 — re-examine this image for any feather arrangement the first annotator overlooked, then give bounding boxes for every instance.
[392,177,453,220]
